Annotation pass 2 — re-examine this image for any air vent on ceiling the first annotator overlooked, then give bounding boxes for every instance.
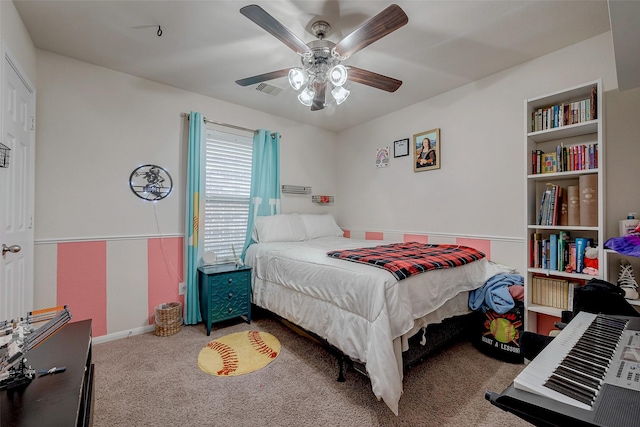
[254,83,282,96]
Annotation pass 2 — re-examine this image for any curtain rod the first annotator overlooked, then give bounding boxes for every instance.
[181,113,279,137]
[181,113,258,134]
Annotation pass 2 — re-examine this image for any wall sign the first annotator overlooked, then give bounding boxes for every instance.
[129,164,173,201]
[393,138,409,158]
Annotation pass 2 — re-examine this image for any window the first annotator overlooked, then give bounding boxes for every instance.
[203,130,253,263]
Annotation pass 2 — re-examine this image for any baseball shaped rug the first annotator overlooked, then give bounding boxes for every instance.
[198,330,280,376]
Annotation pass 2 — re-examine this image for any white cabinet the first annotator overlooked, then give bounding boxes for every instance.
[523,79,604,332]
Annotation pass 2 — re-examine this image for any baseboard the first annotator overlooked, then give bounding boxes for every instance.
[92,325,155,344]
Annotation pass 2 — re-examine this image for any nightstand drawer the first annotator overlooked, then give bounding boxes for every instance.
[198,264,252,335]
[210,271,249,288]
[210,285,249,319]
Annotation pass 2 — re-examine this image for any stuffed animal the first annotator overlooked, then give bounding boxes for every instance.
[583,245,599,275]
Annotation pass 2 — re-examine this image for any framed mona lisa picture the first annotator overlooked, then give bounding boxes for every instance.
[413,128,440,172]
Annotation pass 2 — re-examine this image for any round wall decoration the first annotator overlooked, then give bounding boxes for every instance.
[129,164,173,201]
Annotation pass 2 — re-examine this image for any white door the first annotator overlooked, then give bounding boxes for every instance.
[0,49,35,321]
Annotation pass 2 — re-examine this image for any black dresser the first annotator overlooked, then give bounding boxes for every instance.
[1,319,94,426]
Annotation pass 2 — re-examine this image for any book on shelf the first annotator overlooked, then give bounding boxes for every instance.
[591,87,597,119]
[567,185,580,226]
[541,152,557,174]
[530,86,597,132]
[559,188,569,225]
[545,186,556,225]
[532,233,542,268]
[579,174,598,226]
[552,185,562,225]
[531,276,570,310]
[531,149,543,174]
[536,184,562,226]
[578,145,583,170]
[568,242,577,272]
[574,237,594,273]
[568,146,574,171]
[575,238,586,273]
[558,231,570,272]
[537,188,550,225]
[549,233,558,271]
[530,234,536,268]
[532,144,597,174]
[528,230,592,275]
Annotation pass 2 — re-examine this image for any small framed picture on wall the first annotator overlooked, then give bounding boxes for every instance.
[413,128,440,172]
[393,138,409,158]
[376,146,390,168]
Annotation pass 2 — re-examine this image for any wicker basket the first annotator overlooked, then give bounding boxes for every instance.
[155,302,183,337]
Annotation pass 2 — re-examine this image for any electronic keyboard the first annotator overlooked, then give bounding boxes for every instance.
[486,312,640,427]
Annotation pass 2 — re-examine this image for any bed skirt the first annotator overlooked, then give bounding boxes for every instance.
[261,303,475,377]
[402,312,475,370]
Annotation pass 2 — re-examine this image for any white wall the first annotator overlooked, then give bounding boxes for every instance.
[335,32,619,272]
[0,0,36,82]
[34,50,339,242]
[605,86,640,238]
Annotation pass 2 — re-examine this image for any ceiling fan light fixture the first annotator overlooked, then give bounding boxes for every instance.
[288,68,308,90]
[329,65,348,87]
[298,86,315,106]
[237,4,407,111]
[331,85,350,105]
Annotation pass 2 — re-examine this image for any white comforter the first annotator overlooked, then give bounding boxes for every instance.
[244,237,493,414]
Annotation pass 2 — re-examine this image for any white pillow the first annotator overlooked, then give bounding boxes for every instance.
[300,214,344,239]
[253,214,308,243]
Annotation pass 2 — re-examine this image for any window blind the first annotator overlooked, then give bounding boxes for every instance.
[204,130,253,263]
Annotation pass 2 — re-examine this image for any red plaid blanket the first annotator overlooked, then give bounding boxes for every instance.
[327,242,486,281]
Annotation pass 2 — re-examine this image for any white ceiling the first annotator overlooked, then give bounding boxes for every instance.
[14,0,614,132]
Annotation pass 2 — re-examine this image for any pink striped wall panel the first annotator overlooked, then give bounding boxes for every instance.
[57,241,107,337]
[456,237,491,260]
[404,234,429,243]
[365,231,384,240]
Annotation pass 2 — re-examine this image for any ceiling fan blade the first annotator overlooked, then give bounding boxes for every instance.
[347,66,402,92]
[235,69,290,86]
[240,5,312,56]
[311,82,326,111]
[333,4,408,60]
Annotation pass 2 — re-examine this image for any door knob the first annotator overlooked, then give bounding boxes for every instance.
[2,244,21,255]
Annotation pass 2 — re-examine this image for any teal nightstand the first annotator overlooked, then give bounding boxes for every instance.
[198,264,252,335]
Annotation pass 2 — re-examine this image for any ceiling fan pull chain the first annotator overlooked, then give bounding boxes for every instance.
[157,26,162,37]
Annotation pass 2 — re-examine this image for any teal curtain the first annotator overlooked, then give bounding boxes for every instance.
[242,129,281,258]
[185,112,203,325]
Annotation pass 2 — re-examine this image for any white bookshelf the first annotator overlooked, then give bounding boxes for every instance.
[523,79,604,332]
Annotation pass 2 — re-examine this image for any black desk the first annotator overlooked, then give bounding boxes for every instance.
[1,320,94,427]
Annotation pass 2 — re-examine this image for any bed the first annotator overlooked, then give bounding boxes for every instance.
[244,213,510,415]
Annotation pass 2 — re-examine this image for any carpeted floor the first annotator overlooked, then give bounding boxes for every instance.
[92,310,531,426]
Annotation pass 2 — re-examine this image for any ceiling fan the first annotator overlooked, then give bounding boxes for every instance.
[235,4,408,111]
